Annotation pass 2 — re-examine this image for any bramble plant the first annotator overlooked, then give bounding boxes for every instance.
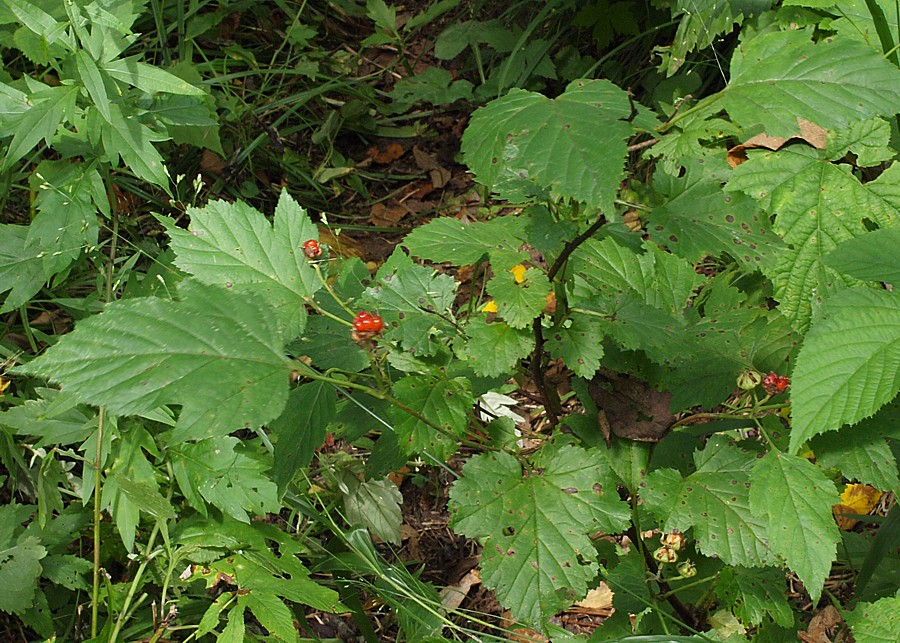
[2,0,900,641]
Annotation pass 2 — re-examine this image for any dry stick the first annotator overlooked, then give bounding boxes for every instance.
[531,213,608,426]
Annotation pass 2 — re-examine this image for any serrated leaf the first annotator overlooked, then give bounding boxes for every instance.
[290,316,368,373]
[813,429,900,491]
[165,190,319,338]
[271,381,337,491]
[170,437,279,523]
[827,117,895,166]
[0,389,94,446]
[462,79,633,212]
[652,116,742,173]
[457,318,535,377]
[40,554,92,591]
[240,591,296,643]
[825,225,900,284]
[641,437,775,567]
[571,237,702,317]
[450,444,630,627]
[721,30,900,137]
[220,604,245,643]
[100,56,205,95]
[0,535,45,614]
[75,49,111,121]
[366,258,457,355]
[18,280,292,442]
[0,85,78,172]
[402,215,528,267]
[790,288,900,451]
[847,593,900,642]
[715,566,793,628]
[749,452,840,602]
[99,103,170,187]
[546,314,604,379]
[648,155,785,273]
[389,376,472,461]
[727,148,900,330]
[487,266,550,329]
[343,476,403,545]
[0,224,47,313]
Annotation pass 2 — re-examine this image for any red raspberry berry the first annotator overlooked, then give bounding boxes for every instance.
[762,372,790,395]
[352,311,383,340]
[302,239,322,258]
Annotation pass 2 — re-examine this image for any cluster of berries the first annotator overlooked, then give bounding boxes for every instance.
[352,310,383,342]
[651,532,696,578]
[302,239,322,258]
[761,372,790,395]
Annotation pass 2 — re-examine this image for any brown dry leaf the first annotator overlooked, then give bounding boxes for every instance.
[622,209,642,232]
[439,569,482,611]
[798,605,846,643]
[369,202,409,226]
[833,483,883,530]
[317,227,365,260]
[413,146,452,188]
[727,118,827,167]
[200,149,227,175]
[572,583,614,614]
[499,611,548,643]
[588,370,675,443]
[368,143,405,164]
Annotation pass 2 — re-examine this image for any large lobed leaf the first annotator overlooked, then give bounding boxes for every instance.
[722,30,900,137]
[18,280,293,442]
[461,79,633,213]
[450,443,630,627]
[790,288,900,451]
[727,149,900,331]
[641,437,775,567]
[164,190,320,338]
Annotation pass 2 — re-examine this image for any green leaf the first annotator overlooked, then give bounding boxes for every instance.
[546,314,605,379]
[402,215,528,267]
[462,79,633,212]
[40,554,92,591]
[457,318,535,377]
[99,103,170,187]
[847,593,900,642]
[0,504,47,614]
[647,155,785,273]
[0,224,47,313]
[749,452,840,602]
[790,288,900,451]
[825,225,900,284]
[271,381,337,491]
[343,476,403,545]
[827,117,895,166]
[220,604,245,643]
[290,315,368,373]
[170,437,279,523]
[19,280,292,442]
[28,160,104,277]
[720,30,900,137]
[389,376,472,461]
[100,56,205,95]
[366,255,458,355]
[571,238,702,318]
[239,591,296,643]
[715,566,794,628]
[487,266,550,329]
[727,148,900,330]
[813,428,900,491]
[164,190,320,338]
[450,444,630,627]
[75,49,111,121]
[0,389,95,446]
[642,437,775,567]
[0,85,78,172]
[366,0,398,34]
[3,0,69,48]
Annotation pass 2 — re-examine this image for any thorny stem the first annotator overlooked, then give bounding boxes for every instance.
[532,212,608,426]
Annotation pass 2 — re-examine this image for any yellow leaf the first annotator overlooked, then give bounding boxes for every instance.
[481,300,498,313]
[839,483,882,514]
[510,264,527,284]
[0,377,8,394]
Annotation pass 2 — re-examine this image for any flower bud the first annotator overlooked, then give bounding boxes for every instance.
[652,546,678,564]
